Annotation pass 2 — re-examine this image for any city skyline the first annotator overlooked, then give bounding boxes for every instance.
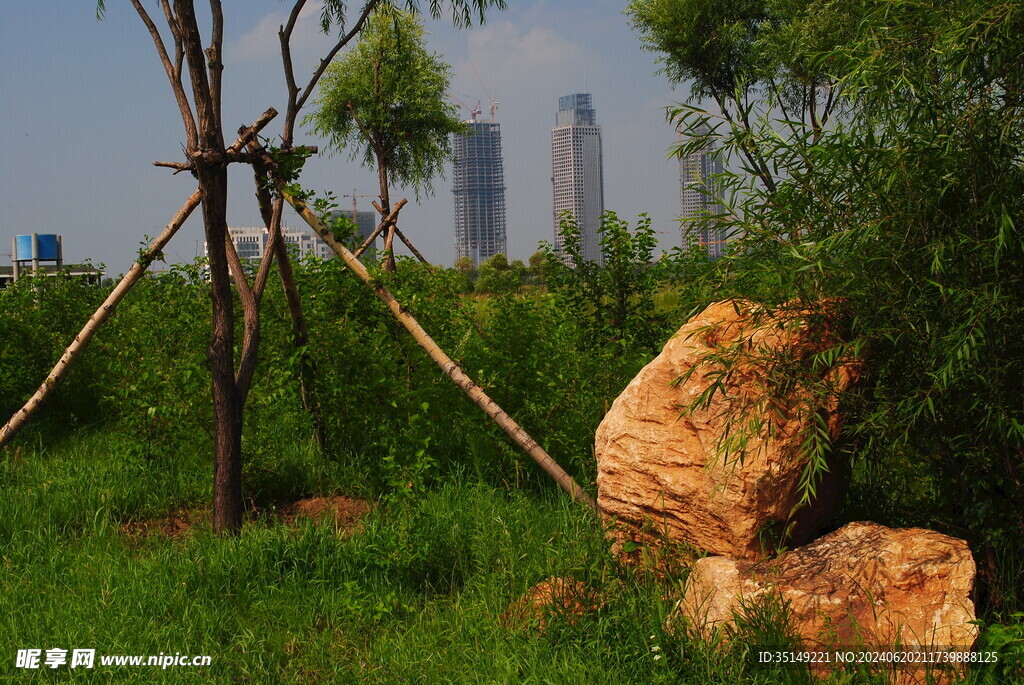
[0,2,691,274]
[551,93,605,264]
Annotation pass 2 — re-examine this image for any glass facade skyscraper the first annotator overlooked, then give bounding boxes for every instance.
[679,125,727,259]
[552,93,605,264]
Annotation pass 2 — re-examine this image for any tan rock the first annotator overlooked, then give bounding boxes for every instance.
[596,299,857,560]
[674,522,978,684]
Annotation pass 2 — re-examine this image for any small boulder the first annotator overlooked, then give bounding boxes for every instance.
[596,299,857,560]
[500,577,600,632]
[673,522,978,684]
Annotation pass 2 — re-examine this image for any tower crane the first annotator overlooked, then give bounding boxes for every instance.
[447,93,482,122]
[342,189,374,225]
[469,63,498,122]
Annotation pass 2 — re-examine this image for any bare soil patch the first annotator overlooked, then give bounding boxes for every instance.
[119,496,372,543]
[275,495,372,533]
[500,576,602,632]
[121,510,204,544]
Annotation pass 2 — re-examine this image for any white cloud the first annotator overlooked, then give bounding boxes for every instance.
[227,1,332,63]
[460,21,582,87]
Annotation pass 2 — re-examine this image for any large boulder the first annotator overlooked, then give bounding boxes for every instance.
[673,522,978,684]
[596,299,857,560]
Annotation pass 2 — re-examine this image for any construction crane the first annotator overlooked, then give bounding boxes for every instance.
[342,189,374,225]
[469,63,499,122]
[447,92,483,122]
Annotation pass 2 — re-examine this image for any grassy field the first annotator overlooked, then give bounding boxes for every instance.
[4,430,1017,684]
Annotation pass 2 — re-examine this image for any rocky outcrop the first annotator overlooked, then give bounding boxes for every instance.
[673,522,978,684]
[596,299,857,560]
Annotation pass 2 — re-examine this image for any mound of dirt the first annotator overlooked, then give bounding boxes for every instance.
[276,495,372,532]
[121,511,201,543]
[500,577,601,632]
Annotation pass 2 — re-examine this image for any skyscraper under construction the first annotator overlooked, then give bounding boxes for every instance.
[452,110,506,267]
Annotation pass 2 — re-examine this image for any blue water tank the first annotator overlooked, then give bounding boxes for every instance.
[14,234,61,261]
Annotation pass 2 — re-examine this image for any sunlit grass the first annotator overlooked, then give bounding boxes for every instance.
[1,432,1017,683]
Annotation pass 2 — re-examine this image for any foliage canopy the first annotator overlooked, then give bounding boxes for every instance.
[305,8,465,198]
[632,0,1024,601]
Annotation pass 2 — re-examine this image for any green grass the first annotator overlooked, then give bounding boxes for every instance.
[1,433,1017,683]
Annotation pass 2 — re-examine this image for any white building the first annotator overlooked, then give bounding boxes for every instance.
[679,124,727,259]
[206,225,335,262]
[552,93,605,264]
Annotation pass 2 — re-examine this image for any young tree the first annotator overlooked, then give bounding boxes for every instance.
[474,253,524,294]
[90,0,503,534]
[454,255,476,292]
[305,8,465,271]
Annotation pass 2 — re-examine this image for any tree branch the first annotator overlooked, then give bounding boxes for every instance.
[130,0,198,148]
[279,0,381,145]
[159,0,187,110]
[174,0,220,149]
[207,0,224,132]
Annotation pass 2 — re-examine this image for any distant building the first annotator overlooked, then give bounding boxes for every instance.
[1,233,103,288]
[0,263,104,288]
[206,225,336,262]
[328,209,378,250]
[452,118,507,267]
[552,93,605,264]
[679,124,727,259]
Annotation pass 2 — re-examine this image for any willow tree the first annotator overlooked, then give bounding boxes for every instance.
[305,7,465,271]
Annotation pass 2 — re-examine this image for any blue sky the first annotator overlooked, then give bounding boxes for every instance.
[0,1,690,273]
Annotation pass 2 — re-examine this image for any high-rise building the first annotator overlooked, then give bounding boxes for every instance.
[679,125,727,259]
[551,93,605,264]
[452,117,506,267]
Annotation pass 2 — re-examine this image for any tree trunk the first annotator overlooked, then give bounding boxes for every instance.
[174,0,242,534]
[376,153,395,272]
[195,162,244,534]
[283,188,597,512]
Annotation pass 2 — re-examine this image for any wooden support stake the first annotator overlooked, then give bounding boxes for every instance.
[1,107,278,451]
[0,191,200,449]
[353,200,407,259]
[392,224,430,265]
[282,188,597,512]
